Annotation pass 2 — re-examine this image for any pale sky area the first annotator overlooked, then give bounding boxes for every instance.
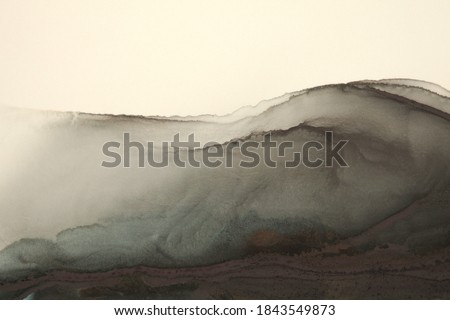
[0,0,449,116]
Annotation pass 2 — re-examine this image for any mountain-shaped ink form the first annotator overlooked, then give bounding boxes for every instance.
[0,79,449,299]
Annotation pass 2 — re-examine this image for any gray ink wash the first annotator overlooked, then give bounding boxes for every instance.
[0,79,449,299]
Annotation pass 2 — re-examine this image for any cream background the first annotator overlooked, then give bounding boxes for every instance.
[0,0,449,116]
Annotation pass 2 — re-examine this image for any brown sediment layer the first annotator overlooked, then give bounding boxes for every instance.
[1,244,448,299]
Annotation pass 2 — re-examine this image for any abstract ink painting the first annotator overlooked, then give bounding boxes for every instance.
[1,79,449,299]
[0,0,449,307]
